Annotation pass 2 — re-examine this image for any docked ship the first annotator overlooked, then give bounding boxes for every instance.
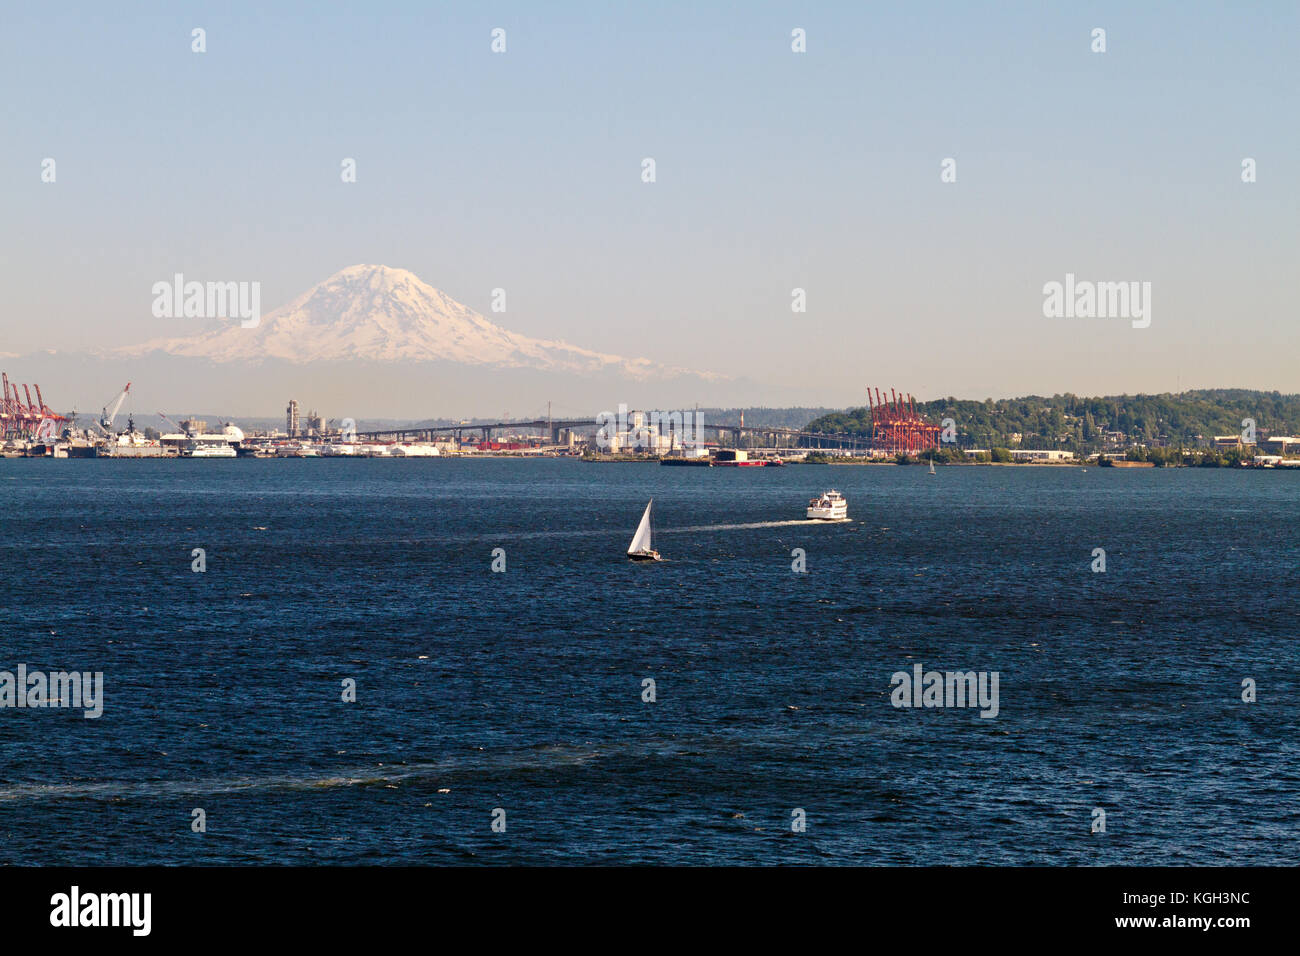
[1,439,56,458]
[275,441,320,458]
[99,416,164,458]
[151,416,242,458]
[181,437,238,457]
[171,423,242,458]
[807,490,848,520]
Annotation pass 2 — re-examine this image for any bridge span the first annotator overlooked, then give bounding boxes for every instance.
[354,417,869,450]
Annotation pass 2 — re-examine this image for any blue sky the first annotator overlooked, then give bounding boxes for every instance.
[2,1,1296,410]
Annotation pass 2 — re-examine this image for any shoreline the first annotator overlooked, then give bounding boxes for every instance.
[5,454,1285,470]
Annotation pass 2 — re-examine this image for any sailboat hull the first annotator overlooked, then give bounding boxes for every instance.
[628,550,661,562]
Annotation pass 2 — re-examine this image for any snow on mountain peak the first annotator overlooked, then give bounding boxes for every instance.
[119,264,703,380]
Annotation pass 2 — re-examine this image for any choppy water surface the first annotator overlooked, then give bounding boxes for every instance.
[1,459,1296,864]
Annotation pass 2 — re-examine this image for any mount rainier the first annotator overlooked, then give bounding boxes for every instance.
[120,264,706,381]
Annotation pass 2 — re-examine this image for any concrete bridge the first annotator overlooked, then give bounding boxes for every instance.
[355,417,870,450]
[355,418,594,444]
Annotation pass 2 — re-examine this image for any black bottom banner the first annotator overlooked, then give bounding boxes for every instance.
[0,865,1273,942]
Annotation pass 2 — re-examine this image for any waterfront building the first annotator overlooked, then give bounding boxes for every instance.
[1009,449,1076,461]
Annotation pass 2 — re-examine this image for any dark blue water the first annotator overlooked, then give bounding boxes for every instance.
[1,459,1296,864]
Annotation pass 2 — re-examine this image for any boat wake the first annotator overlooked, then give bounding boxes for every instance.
[0,750,576,804]
[452,517,848,543]
[0,766,475,803]
[660,519,850,533]
[0,729,871,805]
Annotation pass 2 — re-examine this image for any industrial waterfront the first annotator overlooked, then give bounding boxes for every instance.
[5,375,1296,467]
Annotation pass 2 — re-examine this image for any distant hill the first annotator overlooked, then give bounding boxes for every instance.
[698,407,839,429]
[804,390,1300,450]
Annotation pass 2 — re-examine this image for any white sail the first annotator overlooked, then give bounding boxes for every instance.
[628,500,653,553]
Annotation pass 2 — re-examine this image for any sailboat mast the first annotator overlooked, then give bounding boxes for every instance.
[628,499,655,554]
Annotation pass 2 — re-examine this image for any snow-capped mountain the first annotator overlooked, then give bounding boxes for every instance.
[118,264,702,381]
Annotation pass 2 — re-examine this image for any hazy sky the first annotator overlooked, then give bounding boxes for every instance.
[3,1,1297,412]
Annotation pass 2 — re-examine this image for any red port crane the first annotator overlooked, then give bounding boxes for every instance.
[867,386,941,455]
[0,372,69,439]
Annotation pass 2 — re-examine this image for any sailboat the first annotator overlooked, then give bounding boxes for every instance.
[627,499,662,561]
[928,454,936,475]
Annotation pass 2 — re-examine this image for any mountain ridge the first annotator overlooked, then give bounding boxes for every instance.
[116,264,715,381]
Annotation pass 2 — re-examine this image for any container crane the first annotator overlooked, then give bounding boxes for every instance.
[0,372,67,439]
[867,385,942,455]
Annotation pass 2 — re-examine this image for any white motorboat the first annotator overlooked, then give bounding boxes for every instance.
[807,489,848,520]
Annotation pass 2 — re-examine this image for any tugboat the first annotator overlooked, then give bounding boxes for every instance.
[627,499,662,561]
[806,490,848,520]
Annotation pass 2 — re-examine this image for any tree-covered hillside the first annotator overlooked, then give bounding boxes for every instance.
[804,390,1300,451]
[702,407,839,429]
